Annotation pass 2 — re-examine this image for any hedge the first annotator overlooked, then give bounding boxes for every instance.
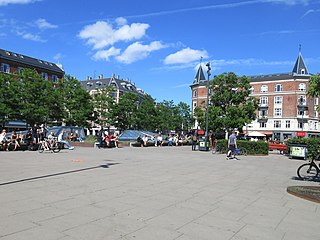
[216,139,268,155]
[286,138,320,159]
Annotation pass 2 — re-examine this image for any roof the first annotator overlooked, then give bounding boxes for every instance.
[249,51,311,83]
[193,65,206,84]
[0,48,64,75]
[292,52,309,75]
[80,76,147,96]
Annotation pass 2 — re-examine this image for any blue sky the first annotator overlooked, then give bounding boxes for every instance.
[1,0,320,105]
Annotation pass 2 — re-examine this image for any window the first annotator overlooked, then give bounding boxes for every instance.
[285,120,291,128]
[299,83,306,91]
[1,63,10,73]
[259,122,266,128]
[193,102,197,107]
[315,122,318,130]
[259,110,268,117]
[314,111,319,118]
[260,85,268,93]
[298,95,306,105]
[274,84,282,92]
[274,120,281,128]
[193,90,197,97]
[298,122,303,129]
[274,108,282,117]
[314,98,319,106]
[260,96,268,105]
[298,110,304,116]
[274,96,283,105]
[52,75,57,83]
[42,72,48,80]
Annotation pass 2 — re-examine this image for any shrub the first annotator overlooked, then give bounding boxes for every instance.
[286,137,320,159]
[216,139,268,155]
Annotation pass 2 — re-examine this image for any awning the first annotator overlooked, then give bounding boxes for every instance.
[197,130,205,135]
[296,131,306,137]
[260,131,273,135]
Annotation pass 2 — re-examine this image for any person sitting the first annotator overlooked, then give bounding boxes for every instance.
[0,130,9,151]
[142,135,148,147]
[136,134,143,147]
[25,129,34,150]
[157,135,163,147]
[58,130,74,150]
[112,133,119,148]
[10,131,20,151]
[47,132,56,148]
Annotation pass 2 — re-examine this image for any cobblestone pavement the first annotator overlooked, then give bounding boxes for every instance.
[0,147,319,240]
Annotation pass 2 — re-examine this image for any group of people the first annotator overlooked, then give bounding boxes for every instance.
[0,127,75,151]
[97,129,119,148]
[136,133,188,147]
[0,130,23,151]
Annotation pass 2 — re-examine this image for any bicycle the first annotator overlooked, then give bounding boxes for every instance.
[38,139,62,153]
[297,158,320,181]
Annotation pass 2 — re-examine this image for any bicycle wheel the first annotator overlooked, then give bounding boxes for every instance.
[240,148,247,156]
[38,143,44,153]
[51,144,61,153]
[297,163,319,180]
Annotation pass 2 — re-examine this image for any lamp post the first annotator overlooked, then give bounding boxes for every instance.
[205,62,211,150]
[299,96,304,133]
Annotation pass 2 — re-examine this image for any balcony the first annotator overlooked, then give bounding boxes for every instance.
[258,116,268,122]
[259,103,268,109]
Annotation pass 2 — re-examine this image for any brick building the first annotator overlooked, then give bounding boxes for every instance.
[191,52,320,140]
[0,48,64,83]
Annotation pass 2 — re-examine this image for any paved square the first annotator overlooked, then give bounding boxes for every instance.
[0,147,319,240]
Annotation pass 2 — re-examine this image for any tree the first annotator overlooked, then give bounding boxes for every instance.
[91,86,116,127]
[195,72,258,135]
[308,73,320,111]
[176,102,193,132]
[109,92,140,130]
[59,75,94,127]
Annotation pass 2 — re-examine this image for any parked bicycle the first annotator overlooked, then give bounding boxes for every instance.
[38,139,62,153]
[297,157,320,181]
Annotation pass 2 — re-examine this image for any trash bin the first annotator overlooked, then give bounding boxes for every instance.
[289,144,307,159]
[199,139,209,151]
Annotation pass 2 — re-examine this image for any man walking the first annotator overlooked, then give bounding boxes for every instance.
[226,131,237,160]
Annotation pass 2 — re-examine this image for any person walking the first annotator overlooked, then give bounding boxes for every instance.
[191,133,198,151]
[226,131,237,160]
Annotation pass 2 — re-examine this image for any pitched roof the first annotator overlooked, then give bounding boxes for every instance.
[292,52,309,75]
[0,48,64,75]
[193,65,206,84]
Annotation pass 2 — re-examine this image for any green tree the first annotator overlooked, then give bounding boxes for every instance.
[308,73,320,111]
[136,97,157,130]
[59,75,94,127]
[195,72,258,135]
[91,86,116,127]
[176,102,193,132]
[110,92,140,130]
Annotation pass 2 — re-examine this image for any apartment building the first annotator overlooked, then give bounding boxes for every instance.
[190,52,320,140]
[248,52,319,140]
[0,48,64,83]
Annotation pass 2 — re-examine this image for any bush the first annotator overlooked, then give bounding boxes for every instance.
[287,137,320,159]
[216,139,268,155]
[84,135,97,144]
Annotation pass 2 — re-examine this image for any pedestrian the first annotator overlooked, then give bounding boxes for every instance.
[226,131,237,160]
[191,133,198,151]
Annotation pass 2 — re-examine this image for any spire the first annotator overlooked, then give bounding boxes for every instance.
[292,45,309,75]
[193,65,206,84]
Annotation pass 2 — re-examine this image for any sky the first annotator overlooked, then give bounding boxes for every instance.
[1,0,320,106]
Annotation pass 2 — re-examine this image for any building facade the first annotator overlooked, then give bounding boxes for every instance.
[190,52,320,140]
[0,48,64,83]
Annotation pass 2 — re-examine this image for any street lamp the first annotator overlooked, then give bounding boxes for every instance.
[299,96,304,132]
[205,62,211,150]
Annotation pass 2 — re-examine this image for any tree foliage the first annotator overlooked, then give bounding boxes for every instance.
[194,72,258,133]
[308,73,320,111]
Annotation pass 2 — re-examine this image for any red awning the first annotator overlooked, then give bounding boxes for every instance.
[260,132,273,135]
[197,130,205,135]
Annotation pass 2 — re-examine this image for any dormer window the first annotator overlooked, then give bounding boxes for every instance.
[301,69,305,74]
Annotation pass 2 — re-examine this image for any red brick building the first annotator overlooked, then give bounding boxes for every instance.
[191,52,320,141]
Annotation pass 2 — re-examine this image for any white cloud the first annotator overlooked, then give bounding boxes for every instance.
[78,20,149,50]
[262,0,310,5]
[17,31,46,42]
[93,47,121,61]
[116,41,166,64]
[115,17,127,26]
[164,48,208,65]
[301,8,320,18]
[53,53,63,61]
[35,18,57,30]
[0,0,40,6]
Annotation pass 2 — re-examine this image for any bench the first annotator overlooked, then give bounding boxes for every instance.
[268,143,288,154]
